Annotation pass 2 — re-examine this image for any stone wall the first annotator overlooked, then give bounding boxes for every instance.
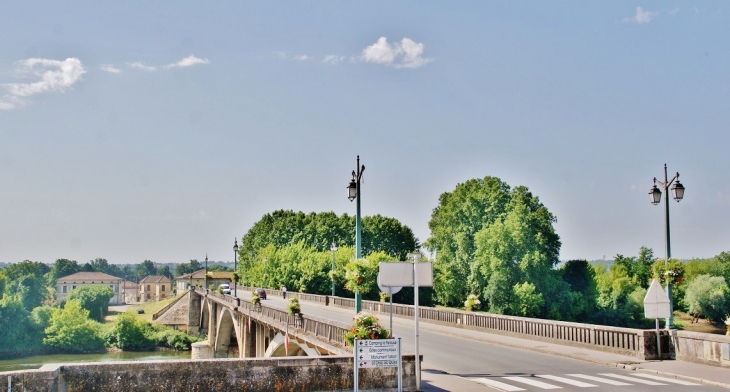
[673,330,730,368]
[0,355,418,392]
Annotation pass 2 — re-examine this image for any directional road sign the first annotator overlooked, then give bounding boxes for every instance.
[355,339,400,368]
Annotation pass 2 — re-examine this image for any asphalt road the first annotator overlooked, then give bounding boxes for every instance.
[235,290,724,392]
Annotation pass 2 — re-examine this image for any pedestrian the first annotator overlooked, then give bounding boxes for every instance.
[282,286,287,299]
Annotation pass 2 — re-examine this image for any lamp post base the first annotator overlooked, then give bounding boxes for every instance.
[355,292,362,313]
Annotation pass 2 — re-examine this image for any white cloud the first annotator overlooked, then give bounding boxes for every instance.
[128,62,157,71]
[164,55,210,69]
[100,64,121,74]
[622,7,659,24]
[1,57,85,110]
[361,37,431,69]
[669,8,680,15]
[295,55,311,61]
[322,55,345,65]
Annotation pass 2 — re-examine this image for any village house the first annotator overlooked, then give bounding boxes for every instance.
[56,272,123,305]
[122,280,139,303]
[139,275,172,302]
[175,269,233,292]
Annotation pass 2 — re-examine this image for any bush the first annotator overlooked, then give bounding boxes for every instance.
[153,328,202,350]
[110,312,156,351]
[344,312,389,346]
[43,300,106,353]
[251,291,261,305]
[684,274,730,322]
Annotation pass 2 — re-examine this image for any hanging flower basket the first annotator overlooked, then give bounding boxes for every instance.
[344,312,389,346]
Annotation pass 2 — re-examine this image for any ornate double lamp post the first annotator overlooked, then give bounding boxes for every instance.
[233,238,239,297]
[347,155,365,313]
[649,163,686,329]
[330,239,337,297]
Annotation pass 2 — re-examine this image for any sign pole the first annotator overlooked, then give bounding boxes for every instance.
[354,338,359,392]
[656,318,661,360]
[389,291,394,338]
[397,337,403,392]
[413,257,421,391]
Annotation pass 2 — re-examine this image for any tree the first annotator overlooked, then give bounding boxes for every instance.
[136,260,157,280]
[1,261,50,310]
[684,274,730,322]
[426,177,561,312]
[0,294,40,358]
[47,259,81,286]
[560,260,598,320]
[44,300,105,353]
[156,265,174,279]
[65,286,114,322]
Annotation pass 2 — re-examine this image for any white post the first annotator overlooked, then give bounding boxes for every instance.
[656,318,662,360]
[413,256,421,391]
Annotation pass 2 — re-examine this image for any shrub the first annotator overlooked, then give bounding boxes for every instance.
[153,328,202,350]
[251,291,261,305]
[344,312,389,346]
[684,274,730,322]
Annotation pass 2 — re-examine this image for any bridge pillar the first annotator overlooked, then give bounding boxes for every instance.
[187,288,201,335]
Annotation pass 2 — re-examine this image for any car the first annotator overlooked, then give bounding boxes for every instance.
[218,283,231,295]
[255,288,267,300]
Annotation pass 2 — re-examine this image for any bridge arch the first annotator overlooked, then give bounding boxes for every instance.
[214,307,239,358]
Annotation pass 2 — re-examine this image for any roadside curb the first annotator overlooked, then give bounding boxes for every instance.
[614,362,730,390]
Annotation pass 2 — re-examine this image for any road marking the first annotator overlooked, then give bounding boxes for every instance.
[597,373,666,385]
[631,373,701,385]
[470,377,526,391]
[567,374,632,386]
[503,376,562,389]
[536,375,598,387]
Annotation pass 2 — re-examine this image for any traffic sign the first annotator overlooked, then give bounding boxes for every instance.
[354,338,402,392]
[644,279,671,319]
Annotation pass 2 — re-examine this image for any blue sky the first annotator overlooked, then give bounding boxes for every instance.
[1,2,728,265]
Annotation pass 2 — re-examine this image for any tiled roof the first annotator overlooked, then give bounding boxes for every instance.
[57,272,123,282]
[139,275,172,283]
[175,269,232,280]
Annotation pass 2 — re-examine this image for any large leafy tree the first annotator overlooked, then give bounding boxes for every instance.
[238,210,418,275]
[0,295,41,358]
[44,300,105,353]
[426,177,560,309]
[684,274,730,322]
[0,261,50,310]
[136,260,157,280]
[47,259,81,285]
[65,285,114,322]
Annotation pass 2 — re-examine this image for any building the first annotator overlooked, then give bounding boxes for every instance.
[122,280,139,304]
[175,269,233,292]
[139,275,173,302]
[56,272,123,305]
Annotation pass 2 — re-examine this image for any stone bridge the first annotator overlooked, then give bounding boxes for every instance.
[154,288,350,360]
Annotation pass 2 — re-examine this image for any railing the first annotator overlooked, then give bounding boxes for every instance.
[196,286,643,356]
[194,288,350,353]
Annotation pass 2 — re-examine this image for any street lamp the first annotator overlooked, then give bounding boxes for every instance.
[649,163,686,329]
[347,155,365,313]
[233,238,239,297]
[330,239,337,296]
[204,254,208,290]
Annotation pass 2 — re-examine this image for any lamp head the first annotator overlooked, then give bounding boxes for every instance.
[233,238,239,252]
[649,180,662,205]
[671,179,685,202]
[347,178,357,201]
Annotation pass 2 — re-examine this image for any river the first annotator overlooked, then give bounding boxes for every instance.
[0,350,192,373]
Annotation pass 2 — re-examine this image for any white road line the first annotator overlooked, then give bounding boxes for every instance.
[470,377,526,391]
[598,373,666,385]
[631,373,701,385]
[567,374,632,386]
[503,376,562,389]
[536,375,598,387]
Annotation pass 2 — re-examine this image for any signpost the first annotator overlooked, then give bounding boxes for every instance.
[377,275,402,337]
[378,257,433,391]
[354,338,402,392]
[644,278,671,360]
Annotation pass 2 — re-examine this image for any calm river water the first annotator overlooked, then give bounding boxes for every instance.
[0,350,192,373]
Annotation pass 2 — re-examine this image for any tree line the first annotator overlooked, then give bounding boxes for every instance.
[235,176,729,329]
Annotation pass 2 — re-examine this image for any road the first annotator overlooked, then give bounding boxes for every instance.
[234,290,724,391]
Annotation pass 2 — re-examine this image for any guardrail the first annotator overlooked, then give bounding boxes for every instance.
[199,286,645,357]
[194,288,350,352]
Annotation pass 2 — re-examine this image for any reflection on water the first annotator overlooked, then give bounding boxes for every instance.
[0,350,192,372]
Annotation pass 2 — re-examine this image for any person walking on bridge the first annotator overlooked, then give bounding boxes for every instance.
[282,286,287,299]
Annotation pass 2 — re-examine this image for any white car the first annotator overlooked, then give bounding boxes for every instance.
[218,283,231,295]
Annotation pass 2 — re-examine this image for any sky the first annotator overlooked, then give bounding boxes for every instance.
[1,2,728,266]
